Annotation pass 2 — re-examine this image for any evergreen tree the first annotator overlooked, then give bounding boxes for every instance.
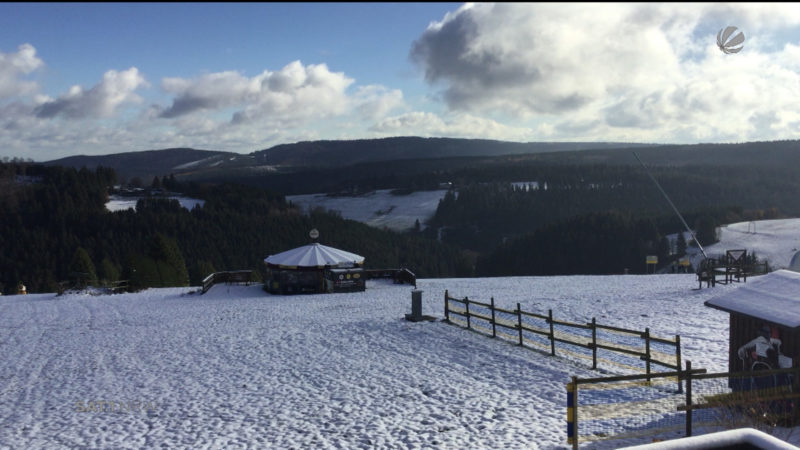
[676,232,687,257]
[70,247,97,288]
[657,236,670,265]
[190,260,216,286]
[149,233,190,287]
[695,215,719,246]
[127,254,160,291]
[99,257,120,285]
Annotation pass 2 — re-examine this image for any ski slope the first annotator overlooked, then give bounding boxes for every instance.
[688,218,800,271]
[3,274,791,449]
[286,189,448,232]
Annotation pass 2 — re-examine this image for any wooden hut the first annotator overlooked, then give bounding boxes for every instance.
[704,270,800,384]
[264,243,365,295]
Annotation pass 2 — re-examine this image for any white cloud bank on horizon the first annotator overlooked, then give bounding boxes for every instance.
[370,111,532,141]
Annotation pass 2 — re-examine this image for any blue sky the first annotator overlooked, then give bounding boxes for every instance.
[2,3,800,161]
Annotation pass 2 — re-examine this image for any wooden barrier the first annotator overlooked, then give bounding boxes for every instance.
[201,270,254,294]
[364,268,416,287]
[569,362,800,447]
[443,290,681,380]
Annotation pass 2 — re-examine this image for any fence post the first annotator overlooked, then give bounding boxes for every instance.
[465,296,471,329]
[685,360,693,437]
[591,317,597,370]
[793,359,800,425]
[676,335,683,393]
[490,297,497,338]
[444,290,449,323]
[568,376,578,450]
[516,303,524,346]
[549,309,556,356]
[645,327,651,382]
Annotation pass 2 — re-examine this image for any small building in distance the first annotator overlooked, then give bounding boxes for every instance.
[264,243,365,295]
[705,269,800,389]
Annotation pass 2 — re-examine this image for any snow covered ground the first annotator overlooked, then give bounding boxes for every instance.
[688,218,800,271]
[4,274,791,449]
[287,189,448,232]
[105,195,205,212]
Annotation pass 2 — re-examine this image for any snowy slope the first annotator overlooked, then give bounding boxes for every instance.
[688,218,800,270]
[286,189,448,231]
[105,195,205,212]
[0,275,773,449]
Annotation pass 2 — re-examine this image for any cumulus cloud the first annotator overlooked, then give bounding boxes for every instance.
[159,61,358,126]
[353,85,405,120]
[410,3,654,115]
[0,44,43,100]
[34,67,146,119]
[160,71,254,118]
[410,3,800,143]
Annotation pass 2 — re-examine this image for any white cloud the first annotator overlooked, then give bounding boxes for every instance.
[34,67,147,119]
[0,44,43,100]
[353,85,405,120]
[371,111,532,141]
[411,3,800,143]
[159,61,358,127]
[160,71,255,118]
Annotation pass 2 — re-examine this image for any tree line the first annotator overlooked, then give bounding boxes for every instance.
[0,162,472,294]
[424,162,794,274]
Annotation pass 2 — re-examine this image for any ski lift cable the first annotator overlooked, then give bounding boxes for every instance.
[633,152,708,259]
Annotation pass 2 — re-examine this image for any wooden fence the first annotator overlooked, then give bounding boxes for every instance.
[568,361,800,448]
[201,270,254,294]
[364,268,416,287]
[696,251,770,289]
[444,290,681,380]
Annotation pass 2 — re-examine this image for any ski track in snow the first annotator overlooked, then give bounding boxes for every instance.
[0,275,787,449]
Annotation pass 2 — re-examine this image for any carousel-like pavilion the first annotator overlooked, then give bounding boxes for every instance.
[263,242,365,294]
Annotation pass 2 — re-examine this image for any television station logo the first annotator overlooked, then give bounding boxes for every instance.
[717,26,745,54]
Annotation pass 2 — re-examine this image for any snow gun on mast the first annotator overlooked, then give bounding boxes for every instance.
[633,152,708,261]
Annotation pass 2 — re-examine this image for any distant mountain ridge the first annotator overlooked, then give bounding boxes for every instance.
[42,137,800,190]
[44,148,241,181]
[250,137,656,168]
[43,137,655,181]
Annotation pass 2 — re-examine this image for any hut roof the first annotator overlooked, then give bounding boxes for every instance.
[705,269,800,328]
[264,243,364,269]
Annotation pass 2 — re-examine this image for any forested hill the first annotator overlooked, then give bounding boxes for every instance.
[43,148,240,182]
[251,137,654,168]
[40,138,800,195]
[0,162,472,295]
[41,137,656,182]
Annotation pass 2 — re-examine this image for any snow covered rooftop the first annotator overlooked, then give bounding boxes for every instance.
[704,269,800,328]
[264,242,364,268]
[622,427,798,449]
